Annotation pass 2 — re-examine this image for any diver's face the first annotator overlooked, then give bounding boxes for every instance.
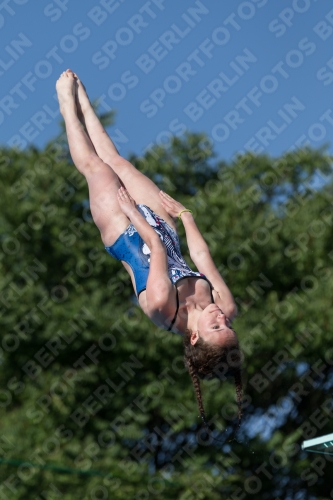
[193,304,238,347]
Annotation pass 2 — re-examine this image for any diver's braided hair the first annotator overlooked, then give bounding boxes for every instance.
[183,330,243,431]
[234,369,243,424]
[187,361,206,421]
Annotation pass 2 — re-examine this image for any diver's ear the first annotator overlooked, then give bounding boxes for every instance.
[190,331,199,345]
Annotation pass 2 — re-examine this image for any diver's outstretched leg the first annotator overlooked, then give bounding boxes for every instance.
[74,72,177,231]
[56,70,129,246]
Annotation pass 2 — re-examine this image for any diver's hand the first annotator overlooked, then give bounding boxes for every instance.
[159,191,188,219]
[117,187,138,218]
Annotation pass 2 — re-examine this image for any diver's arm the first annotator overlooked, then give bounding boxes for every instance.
[158,191,236,318]
[192,249,237,319]
[117,189,174,322]
[180,212,237,319]
[129,210,175,319]
[180,211,210,258]
[130,209,175,324]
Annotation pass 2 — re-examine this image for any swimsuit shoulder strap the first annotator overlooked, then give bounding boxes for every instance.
[203,276,214,303]
[167,286,179,331]
[210,284,214,303]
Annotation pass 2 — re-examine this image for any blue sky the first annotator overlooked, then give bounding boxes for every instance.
[1,0,333,162]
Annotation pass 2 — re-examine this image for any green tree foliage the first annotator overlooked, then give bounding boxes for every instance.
[1,127,333,499]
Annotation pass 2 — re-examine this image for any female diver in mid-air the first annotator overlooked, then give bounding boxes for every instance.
[56,69,243,428]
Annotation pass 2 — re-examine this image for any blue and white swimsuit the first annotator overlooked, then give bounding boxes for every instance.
[105,204,207,296]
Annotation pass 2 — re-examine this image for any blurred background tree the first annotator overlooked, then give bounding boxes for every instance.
[1,120,333,499]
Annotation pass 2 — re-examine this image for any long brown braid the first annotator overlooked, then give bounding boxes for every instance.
[187,361,206,422]
[183,330,243,431]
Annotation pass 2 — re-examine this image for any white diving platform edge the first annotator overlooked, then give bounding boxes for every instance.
[301,433,333,455]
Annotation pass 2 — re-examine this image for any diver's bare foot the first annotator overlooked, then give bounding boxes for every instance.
[56,69,76,116]
[73,72,91,117]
